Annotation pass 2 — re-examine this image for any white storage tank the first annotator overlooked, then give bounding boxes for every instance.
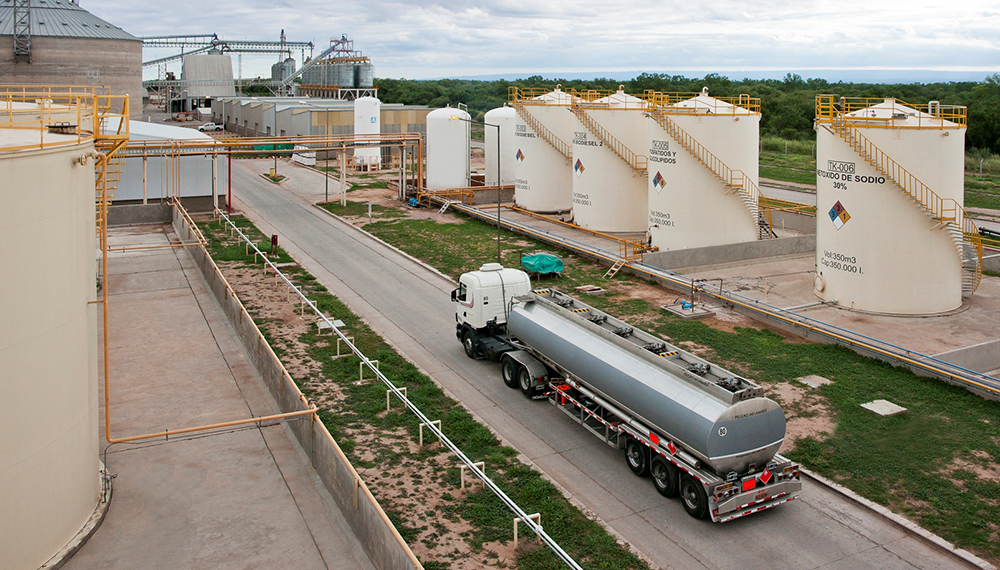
[814,97,967,314]
[0,115,100,568]
[426,107,470,189]
[353,96,381,169]
[513,86,579,213]
[484,106,517,186]
[646,90,760,250]
[573,87,649,232]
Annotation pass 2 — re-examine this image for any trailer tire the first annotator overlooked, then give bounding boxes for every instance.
[624,438,649,476]
[518,365,534,398]
[501,356,519,389]
[650,456,679,498]
[462,330,478,359]
[679,474,709,519]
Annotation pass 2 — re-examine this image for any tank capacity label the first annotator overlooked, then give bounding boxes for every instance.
[649,210,674,227]
[573,132,602,147]
[515,178,530,192]
[515,124,536,139]
[816,170,886,190]
[649,140,677,165]
[573,192,592,206]
[821,249,863,274]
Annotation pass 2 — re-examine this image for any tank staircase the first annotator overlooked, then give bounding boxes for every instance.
[818,97,982,295]
[570,104,647,173]
[511,101,572,160]
[647,107,773,239]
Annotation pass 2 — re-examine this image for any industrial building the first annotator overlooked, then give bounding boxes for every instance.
[0,0,143,118]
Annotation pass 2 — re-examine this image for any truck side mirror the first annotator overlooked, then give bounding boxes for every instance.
[451,289,458,302]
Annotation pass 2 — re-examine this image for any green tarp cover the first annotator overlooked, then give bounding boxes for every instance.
[521,254,563,275]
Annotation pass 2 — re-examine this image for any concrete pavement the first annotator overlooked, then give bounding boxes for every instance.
[63,224,374,570]
[229,159,980,570]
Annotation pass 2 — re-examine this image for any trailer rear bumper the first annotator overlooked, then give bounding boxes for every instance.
[712,481,802,522]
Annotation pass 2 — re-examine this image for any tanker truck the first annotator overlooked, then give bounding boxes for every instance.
[452,263,801,522]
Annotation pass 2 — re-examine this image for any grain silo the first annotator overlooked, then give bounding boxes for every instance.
[354,62,374,89]
[814,96,971,314]
[426,107,470,189]
[0,98,100,569]
[571,87,649,232]
[271,57,296,82]
[646,89,761,250]
[353,96,381,169]
[0,0,143,118]
[484,105,517,186]
[510,86,578,213]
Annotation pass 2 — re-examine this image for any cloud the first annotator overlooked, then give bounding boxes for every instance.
[84,0,1000,80]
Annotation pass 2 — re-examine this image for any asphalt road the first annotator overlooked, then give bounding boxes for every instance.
[230,160,973,570]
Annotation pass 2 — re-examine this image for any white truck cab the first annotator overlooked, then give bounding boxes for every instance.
[453,263,532,329]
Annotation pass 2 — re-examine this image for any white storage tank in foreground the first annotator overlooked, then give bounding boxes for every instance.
[0,119,99,569]
[353,96,381,169]
[814,98,967,314]
[647,90,760,250]
[484,106,517,186]
[513,87,578,213]
[573,88,649,232]
[426,107,470,189]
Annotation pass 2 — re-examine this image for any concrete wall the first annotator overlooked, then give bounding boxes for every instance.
[643,234,816,273]
[934,339,1000,374]
[771,210,816,234]
[0,36,143,118]
[172,209,421,570]
[108,203,172,226]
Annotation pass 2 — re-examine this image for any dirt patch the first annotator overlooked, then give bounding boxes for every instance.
[769,381,837,454]
[938,451,1000,484]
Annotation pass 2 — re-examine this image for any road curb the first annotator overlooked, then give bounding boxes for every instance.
[800,468,994,569]
[312,203,459,286]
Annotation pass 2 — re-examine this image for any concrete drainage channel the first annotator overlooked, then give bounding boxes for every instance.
[444,200,1000,401]
[179,206,586,570]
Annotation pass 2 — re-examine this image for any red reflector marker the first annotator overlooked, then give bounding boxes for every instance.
[742,479,756,492]
[760,469,772,485]
[649,432,659,445]
[667,441,677,454]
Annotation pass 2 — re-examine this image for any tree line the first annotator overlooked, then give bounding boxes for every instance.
[375,73,1000,154]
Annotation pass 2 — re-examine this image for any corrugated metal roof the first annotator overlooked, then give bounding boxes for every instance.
[0,0,139,41]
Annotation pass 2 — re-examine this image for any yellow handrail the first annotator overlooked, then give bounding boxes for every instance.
[645,90,761,115]
[570,105,647,171]
[817,95,982,292]
[648,106,763,228]
[815,95,965,128]
[510,99,571,159]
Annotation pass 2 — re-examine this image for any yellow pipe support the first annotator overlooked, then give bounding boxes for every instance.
[108,407,318,444]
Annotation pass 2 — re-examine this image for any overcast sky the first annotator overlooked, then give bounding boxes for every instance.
[86,0,1000,81]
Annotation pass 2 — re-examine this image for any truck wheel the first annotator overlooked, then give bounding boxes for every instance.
[500,357,519,389]
[624,438,649,476]
[650,456,679,498]
[518,366,534,397]
[462,330,478,359]
[679,474,709,519]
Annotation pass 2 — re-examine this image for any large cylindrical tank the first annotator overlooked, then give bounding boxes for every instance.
[426,107,470,189]
[333,61,355,88]
[508,300,785,474]
[573,88,649,232]
[354,62,375,89]
[647,91,760,250]
[0,122,99,568]
[353,96,381,168]
[484,106,517,186]
[513,87,578,213]
[814,99,966,314]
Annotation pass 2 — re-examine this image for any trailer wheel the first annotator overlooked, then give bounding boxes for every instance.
[650,456,679,498]
[500,357,519,389]
[462,330,478,359]
[624,438,649,476]
[679,474,709,519]
[518,366,534,397]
